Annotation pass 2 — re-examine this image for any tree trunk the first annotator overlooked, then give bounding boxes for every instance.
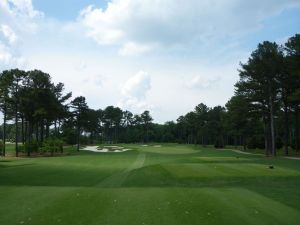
[27,121,33,157]
[14,77,19,157]
[46,122,50,138]
[295,105,300,151]
[35,122,39,142]
[15,110,19,157]
[263,116,270,156]
[242,136,247,150]
[54,120,57,137]
[58,119,61,135]
[283,100,289,155]
[77,118,80,151]
[24,120,28,143]
[146,125,149,143]
[21,116,24,145]
[40,121,44,143]
[269,89,276,157]
[2,103,7,156]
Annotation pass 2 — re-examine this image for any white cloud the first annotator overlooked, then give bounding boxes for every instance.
[118,70,152,112]
[0,42,12,63]
[0,41,26,69]
[0,25,18,44]
[121,71,150,97]
[0,0,42,18]
[0,0,42,69]
[118,42,156,56]
[185,75,220,89]
[75,60,87,71]
[78,4,125,45]
[0,0,298,123]
[78,0,300,55]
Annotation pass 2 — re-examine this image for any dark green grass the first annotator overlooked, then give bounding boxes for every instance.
[0,144,300,225]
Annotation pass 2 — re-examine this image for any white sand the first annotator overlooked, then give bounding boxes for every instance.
[81,146,129,153]
[103,146,124,149]
[284,156,300,160]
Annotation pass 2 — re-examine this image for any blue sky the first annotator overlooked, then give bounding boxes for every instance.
[1,0,300,122]
[32,0,106,20]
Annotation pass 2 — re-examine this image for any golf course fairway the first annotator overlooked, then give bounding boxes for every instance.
[1,144,300,225]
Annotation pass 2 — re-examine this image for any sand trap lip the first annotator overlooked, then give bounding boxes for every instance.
[103,146,124,148]
[284,156,300,160]
[81,146,130,153]
[221,148,263,156]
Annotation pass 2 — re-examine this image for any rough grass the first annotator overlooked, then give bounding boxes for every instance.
[0,144,300,225]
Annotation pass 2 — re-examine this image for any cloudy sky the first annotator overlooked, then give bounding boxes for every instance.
[1,0,300,123]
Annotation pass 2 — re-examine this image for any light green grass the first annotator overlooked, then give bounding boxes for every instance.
[1,144,300,225]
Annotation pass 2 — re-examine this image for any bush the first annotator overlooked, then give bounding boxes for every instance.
[247,135,265,149]
[79,136,89,145]
[19,145,25,152]
[290,138,300,150]
[214,136,225,148]
[41,138,64,154]
[25,141,39,153]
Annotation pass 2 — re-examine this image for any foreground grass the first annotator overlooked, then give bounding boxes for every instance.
[0,144,300,225]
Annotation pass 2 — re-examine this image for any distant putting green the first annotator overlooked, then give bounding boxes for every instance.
[0,144,300,225]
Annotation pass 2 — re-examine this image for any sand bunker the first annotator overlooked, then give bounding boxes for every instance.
[81,146,130,153]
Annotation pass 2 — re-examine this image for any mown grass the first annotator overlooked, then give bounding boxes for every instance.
[0,143,300,225]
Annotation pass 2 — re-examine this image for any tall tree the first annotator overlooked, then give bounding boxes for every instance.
[141,110,153,143]
[194,103,209,145]
[285,34,300,151]
[7,69,27,156]
[236,41,284,156]
[0,70,13,156]
[71,96,89,151]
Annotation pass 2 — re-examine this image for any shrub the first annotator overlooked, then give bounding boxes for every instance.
[19,145,25,152]
[25,141,39,153]
[42,138,64,155]
[214,136,225,148]
[247,135,265,149]
[290,138,300,150]
[80,136,89,145]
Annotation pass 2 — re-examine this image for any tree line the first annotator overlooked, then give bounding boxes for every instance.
[171,34,300,156]
[0,69,154,156]
[0,34,299,157]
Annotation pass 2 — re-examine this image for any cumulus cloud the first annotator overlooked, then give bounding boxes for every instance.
[0,25,18,44]
[118,42,156,56]
[121,71,151,97]
[0,0,42,69]
[0,0,42,18]
[118,70,152,112]
[185,75,220,89]
[78,0,300,55]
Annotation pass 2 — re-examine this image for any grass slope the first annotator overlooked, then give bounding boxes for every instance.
[0,144,300,225]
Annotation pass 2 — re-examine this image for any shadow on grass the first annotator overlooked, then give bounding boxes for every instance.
[1,161,299,188]
[0,163,35,168]
[0,160,12,163]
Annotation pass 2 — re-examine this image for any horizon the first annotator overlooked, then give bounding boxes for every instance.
[1,0,300,123]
